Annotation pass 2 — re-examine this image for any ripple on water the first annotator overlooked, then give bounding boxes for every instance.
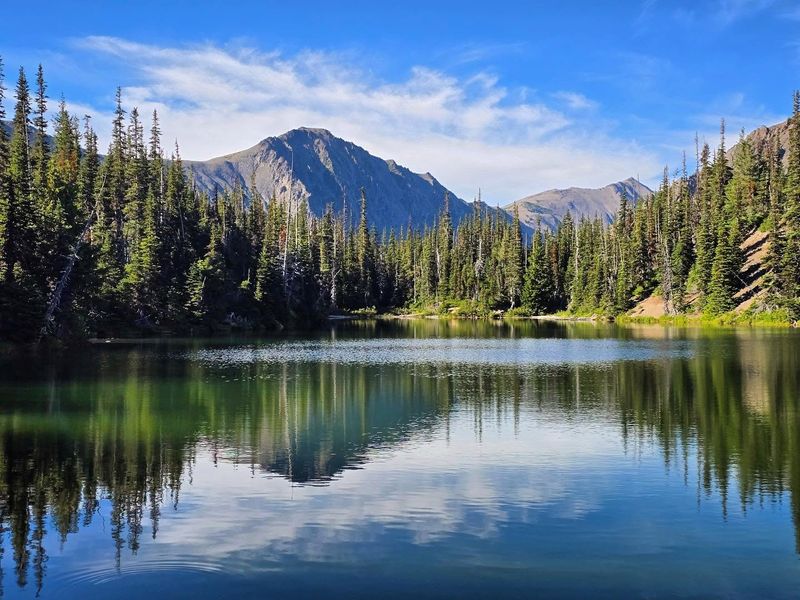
[52,557,228,589]
[184,338,694,367]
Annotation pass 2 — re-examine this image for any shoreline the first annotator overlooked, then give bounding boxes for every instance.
[6,310,796,348]
[376,309,798,328]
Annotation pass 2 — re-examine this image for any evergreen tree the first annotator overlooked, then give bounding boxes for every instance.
[7,68,35,280]
[31,65,48,211]
[0,57,11,282]
[781,91,800,312]
[356,188,373,308]
[706,213,742,315]
[185,222,226,323]
[522,228,551,314]
[504,205,523,308]
[436,194,452,299]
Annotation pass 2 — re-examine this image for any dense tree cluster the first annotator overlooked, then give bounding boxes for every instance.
[554,104,800,320]
[2,61,800,340]
[407,98,800,321]
[0,63,405,339]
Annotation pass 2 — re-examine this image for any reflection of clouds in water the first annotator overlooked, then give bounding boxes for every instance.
[136,418,620,571]
[186,338,694,367]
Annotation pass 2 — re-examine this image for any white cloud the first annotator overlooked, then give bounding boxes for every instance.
[74,36,660,203]
[552,91,598,111]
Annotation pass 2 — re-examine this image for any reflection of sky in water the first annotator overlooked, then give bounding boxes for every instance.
[28,406,800,600]
[3,328,800,599]
[187,338,695,367]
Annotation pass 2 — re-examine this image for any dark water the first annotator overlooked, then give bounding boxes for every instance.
[0,320,799,598]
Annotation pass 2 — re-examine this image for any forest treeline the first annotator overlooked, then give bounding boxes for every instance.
[1,61,800,340]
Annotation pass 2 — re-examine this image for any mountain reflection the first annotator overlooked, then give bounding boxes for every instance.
[0,323,797,594]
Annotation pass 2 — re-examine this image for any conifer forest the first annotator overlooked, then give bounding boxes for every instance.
[2,60,800,341]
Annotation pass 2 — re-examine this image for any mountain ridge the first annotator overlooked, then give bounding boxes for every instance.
[187,126,659,233]
[187,127,485,232]
[505,177,654,230]
[4,119,787,233]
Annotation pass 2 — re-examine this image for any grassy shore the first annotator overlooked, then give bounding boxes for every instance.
[614,308,796,328]
[380,302,797,328]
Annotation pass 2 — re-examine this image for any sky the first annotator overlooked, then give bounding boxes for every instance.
[1,0,798,203]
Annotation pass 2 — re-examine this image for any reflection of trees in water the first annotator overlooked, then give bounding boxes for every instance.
[0,352,459,593]
[0,330,797,591]
[425,329,800,553]
[253,361,453,482]
[493,330,800,553]
[629,331,800,554]
[0,423,187,595]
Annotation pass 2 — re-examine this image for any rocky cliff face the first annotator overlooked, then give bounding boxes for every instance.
[187,127,481,231]
[728,118,791,164]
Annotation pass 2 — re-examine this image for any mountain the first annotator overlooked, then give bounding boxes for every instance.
[505,178,654,230]
[728,118,791,164]
[187,127,485,232]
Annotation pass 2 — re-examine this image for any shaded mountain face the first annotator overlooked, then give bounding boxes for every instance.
[505,177,654,230]
[187,127,481,232]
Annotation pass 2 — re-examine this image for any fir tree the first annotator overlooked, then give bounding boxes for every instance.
[0,57,11,281]
[781,91,800,312]
[356,188,373,308]
[522,228,551,314]
[505,205,523,308]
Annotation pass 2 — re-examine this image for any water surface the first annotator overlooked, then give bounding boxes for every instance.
[0,320,798,598]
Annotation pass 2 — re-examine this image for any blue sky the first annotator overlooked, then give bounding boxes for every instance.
[2,0,798,202]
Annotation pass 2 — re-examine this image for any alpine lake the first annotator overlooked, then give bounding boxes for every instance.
[0,319,798,598]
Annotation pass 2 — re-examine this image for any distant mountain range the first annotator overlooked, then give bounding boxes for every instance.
[187,127,655,232]
[505,178,653,230]
[13,117,794,232]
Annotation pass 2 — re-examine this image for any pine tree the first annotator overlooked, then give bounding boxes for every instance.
[186,221,226,323]
[435,194,453,300]
[522,228,551,314]
[356,188,373,308]
[765,138,785,297]
[670,159,694,311]
[781,91,800,313]
[78,116,99,217]
[505,205,523,308]
[1,68,42,336]
[614,190,633,312]
[705,212,742,316]
[7,68,35,281]
[695,148,715,305]
[42,99,80,288]
[31,65,48,211]
[0,56,11,281]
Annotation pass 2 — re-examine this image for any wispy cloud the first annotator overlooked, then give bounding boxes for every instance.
[444,41,529,67]
[717,0,777,25]
[73,36,660,203]
[691,91,787,148]
[669,0,780,28]
[552,91,598,111]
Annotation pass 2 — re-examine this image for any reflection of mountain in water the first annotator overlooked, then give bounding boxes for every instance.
[248,362,454,483]
[0,326,797,593]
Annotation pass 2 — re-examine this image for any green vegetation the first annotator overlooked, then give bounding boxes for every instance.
[2,60,800,340]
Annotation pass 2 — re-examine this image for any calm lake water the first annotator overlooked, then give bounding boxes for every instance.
[0,320,799,598]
